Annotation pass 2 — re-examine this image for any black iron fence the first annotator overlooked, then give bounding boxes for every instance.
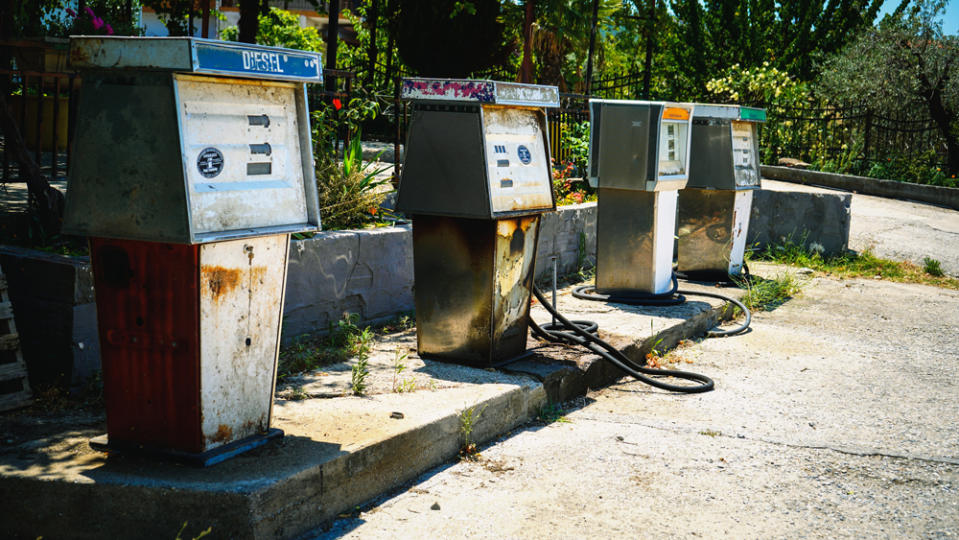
[1,69,80,184]
[547,93,589,166]
[763,101,949,174]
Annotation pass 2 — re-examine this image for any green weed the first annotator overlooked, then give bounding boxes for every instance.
[737,272,804,312]
[175,522,212,540]
[391,348,417,393]
[287,386,309,401]
[458,404,488,460]
[923,257,944,277]
[538,402,571,424]
[755,235,957,289]
[645,321,666,368]
[278,313,376,379]
[350,354,370,396]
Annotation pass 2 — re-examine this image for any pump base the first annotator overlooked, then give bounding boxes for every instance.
[89,428,284,467]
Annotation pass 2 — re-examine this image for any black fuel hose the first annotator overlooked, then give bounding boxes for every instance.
[530,286,715,393]
[572,275,686,306]
[571,276,751,338]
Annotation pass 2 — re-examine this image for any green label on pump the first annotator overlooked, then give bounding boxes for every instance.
[739,107,767,122]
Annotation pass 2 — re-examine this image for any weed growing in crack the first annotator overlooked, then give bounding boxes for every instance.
[391,348,417,393]
[458,404,488,460]
[645,321,666,368]
[735,272,803,312]
[538,402,571,424]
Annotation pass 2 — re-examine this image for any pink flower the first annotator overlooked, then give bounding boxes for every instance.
[105,23,114,35]
[66,8,77,17]
[92,16,104,30]
[83,6,95,17]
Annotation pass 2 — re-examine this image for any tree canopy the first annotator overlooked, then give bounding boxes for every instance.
[817,0,958,173]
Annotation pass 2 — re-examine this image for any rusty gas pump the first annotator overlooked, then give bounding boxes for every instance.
[63,37,322,465]
[396,78,559,368]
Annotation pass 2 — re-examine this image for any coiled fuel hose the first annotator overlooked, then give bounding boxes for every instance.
[529,275,751,393]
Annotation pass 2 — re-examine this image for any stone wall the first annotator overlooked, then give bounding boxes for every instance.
[761,165,959,211]
[0,247,99,390]
[749,189,852,256]
[283,226,415,340]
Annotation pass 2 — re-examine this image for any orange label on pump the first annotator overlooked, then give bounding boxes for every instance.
[662,107,690,121]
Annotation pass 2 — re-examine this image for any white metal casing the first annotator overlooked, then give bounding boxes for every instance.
[198,235,288,450]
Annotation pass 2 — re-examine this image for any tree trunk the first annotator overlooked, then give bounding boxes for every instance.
[366,0,379,86]
[326,0,341,92]
[238,0,260,43]
[584,0,600,95]
[641,0,656,99]
[518,0,535,84]
[383,0,397,82]
[925,92,959,176]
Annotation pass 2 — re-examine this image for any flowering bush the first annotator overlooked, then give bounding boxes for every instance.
[65,6,115,35]
[43,1,140,38]
[552,160,595,206]
[705,63,808,108]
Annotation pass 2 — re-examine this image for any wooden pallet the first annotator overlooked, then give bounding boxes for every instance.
[0,270,32,411]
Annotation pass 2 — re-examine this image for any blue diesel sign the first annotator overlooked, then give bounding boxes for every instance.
[194,41,323,83]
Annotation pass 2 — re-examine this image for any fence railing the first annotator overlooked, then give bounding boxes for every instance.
[763,101,948,173]
[1,70,81,184]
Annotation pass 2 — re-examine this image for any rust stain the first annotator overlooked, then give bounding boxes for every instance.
[210,424,233,443]
[202,265,241,302]
[496,216,534,238]
[251,266,267,284]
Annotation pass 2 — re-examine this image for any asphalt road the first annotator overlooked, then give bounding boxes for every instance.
[319,268,959,539]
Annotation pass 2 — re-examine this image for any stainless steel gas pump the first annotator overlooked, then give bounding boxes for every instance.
[587,100,694,295]
[676,104,766,279]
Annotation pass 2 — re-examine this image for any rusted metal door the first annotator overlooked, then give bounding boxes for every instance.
[198,235,288,450]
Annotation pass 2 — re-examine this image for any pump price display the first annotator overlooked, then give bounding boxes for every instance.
[732,121,759,186]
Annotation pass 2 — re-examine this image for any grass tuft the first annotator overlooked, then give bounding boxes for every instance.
[923,257,944,277]
[278,313,376,380]
[752,236,957,289]
[736,273,804,312]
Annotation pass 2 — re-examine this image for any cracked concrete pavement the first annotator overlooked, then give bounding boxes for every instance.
[320,267,959,539]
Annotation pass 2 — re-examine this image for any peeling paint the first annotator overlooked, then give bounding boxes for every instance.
[199,236,287,450]
[401,78,559,108]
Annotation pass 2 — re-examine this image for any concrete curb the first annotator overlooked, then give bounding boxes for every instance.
[0,291,737,539]
[761,165,959,211]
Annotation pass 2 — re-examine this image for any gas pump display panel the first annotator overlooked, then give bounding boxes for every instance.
[396,79,558,219]
[686,105,766,191]
[484,106,553,214]
[177,74,310,237]
[63,37,321,244]
[587,100,694,192]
